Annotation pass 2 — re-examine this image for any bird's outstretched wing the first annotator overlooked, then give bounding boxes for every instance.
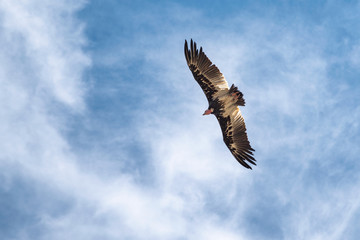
[184,39,229,103]
[213,100,256,169]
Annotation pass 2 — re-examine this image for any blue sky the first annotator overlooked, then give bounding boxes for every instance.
[1,0,360,239]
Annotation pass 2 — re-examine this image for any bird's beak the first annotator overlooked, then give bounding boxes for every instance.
[203,109,211,115]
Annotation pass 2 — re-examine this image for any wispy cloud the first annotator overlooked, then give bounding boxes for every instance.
[0,1,90,239]
[0,0,90,108]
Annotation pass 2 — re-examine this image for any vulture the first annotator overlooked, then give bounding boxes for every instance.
[184,39,256,169]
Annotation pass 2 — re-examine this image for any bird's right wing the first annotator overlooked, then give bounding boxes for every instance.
[184,39,229,103]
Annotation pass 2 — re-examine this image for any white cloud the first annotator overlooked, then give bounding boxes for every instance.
[0,0,90,109]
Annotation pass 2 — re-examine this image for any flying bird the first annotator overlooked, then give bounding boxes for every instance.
[184,39,256,169]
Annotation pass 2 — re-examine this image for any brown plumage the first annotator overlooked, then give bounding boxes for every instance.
[184,39,256,169]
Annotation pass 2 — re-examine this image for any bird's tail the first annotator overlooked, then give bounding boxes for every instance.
[229,84,245,106]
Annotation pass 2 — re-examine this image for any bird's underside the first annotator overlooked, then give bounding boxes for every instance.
[184,39,256,169]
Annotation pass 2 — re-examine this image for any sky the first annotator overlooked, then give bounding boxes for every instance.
[0,0,360,239]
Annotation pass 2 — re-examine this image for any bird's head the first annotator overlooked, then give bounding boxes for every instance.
[203,108,214,115]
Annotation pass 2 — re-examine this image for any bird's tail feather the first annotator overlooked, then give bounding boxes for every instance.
[229,84,245,106]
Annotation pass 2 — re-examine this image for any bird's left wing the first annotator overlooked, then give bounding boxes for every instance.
[184,39,229,103]
[215,105,256,169]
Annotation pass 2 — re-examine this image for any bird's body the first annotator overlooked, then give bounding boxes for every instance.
[184,39,256,169]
